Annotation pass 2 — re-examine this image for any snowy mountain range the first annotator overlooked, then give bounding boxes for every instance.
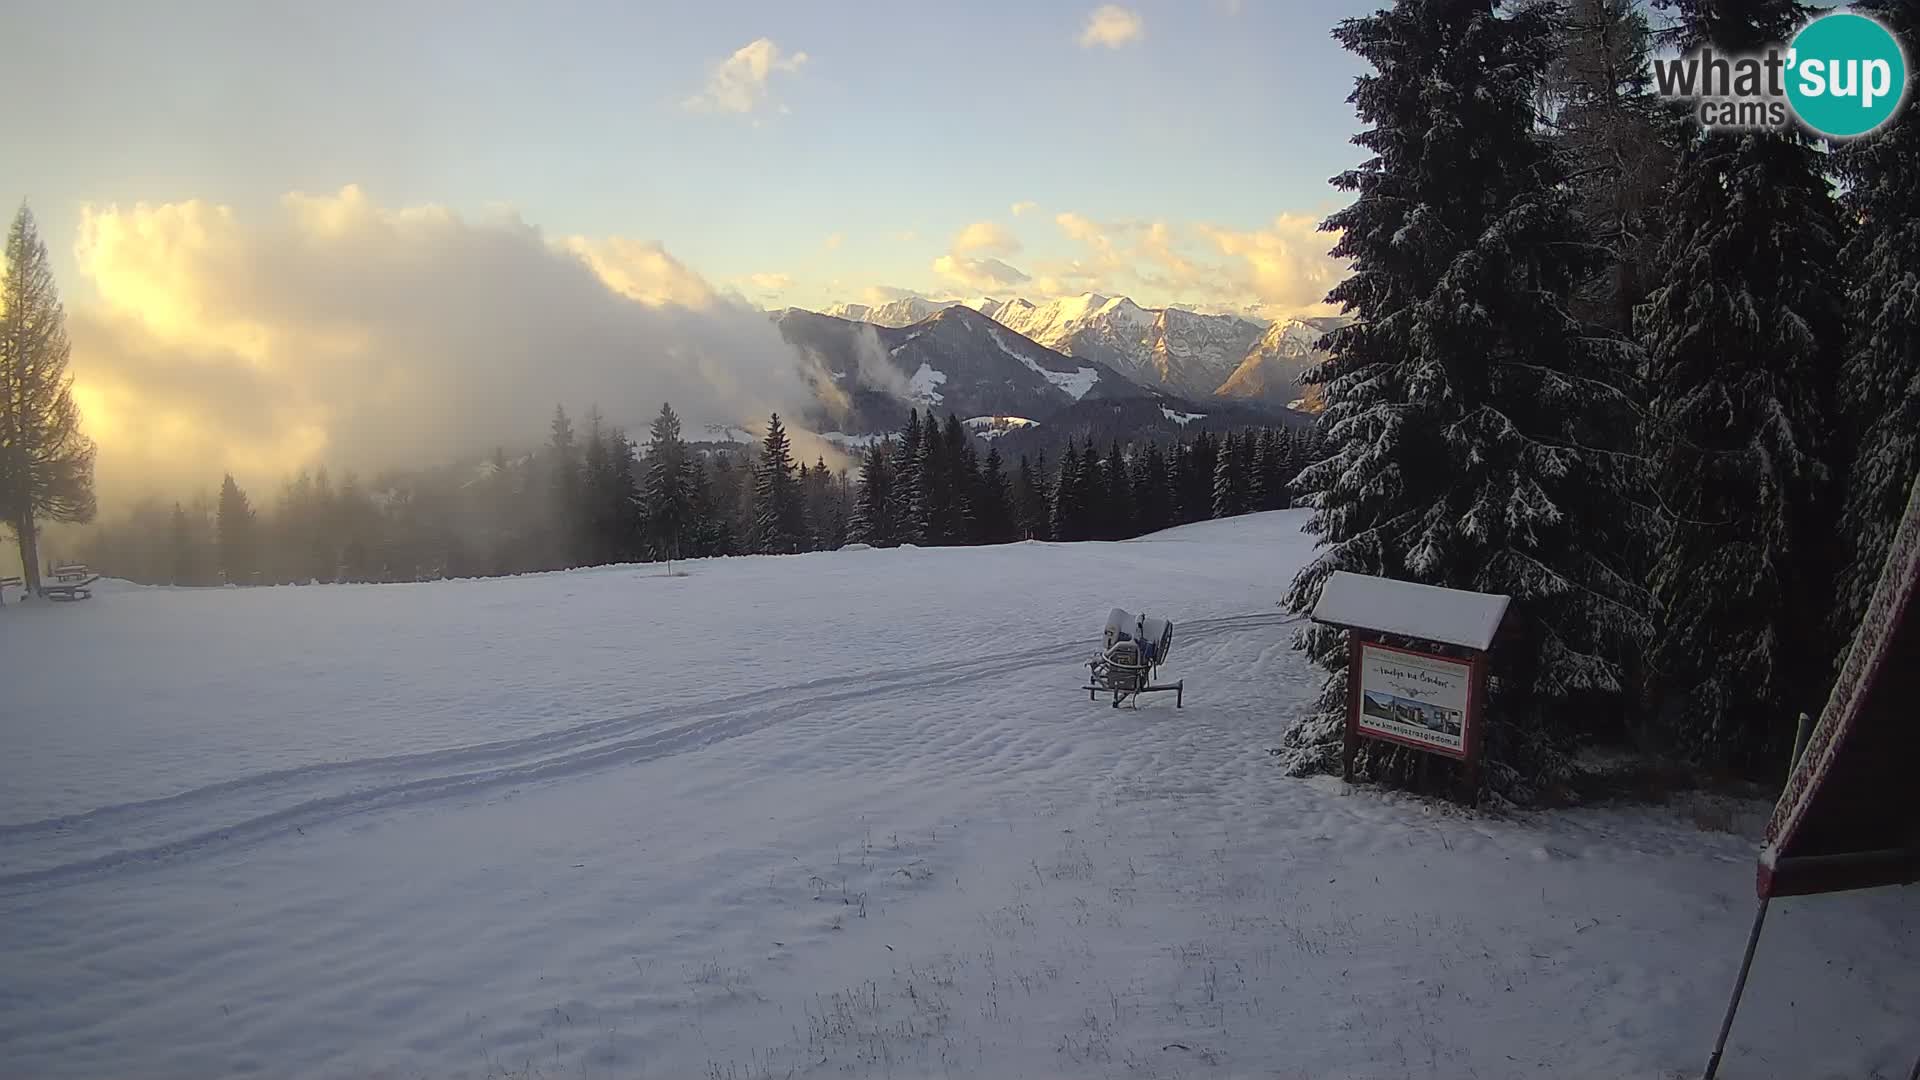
[816,294,1347,407]
[777,305,1144,435]
[1215,315,1349,408]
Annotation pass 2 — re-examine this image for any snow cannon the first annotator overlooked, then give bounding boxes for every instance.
[1085,608,1184,709]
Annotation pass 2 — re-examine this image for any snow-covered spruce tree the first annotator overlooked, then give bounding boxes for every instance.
[1281,0,1649,801]
[1213,431,1252,519]
[850,441,894,547]
[751,412,804,554]
[1830,0,1920,652]
[1640,0,1849,770]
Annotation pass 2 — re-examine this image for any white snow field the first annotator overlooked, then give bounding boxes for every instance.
[1,511,1914,1079]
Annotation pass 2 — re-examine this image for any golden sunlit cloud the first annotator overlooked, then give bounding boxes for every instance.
[1078,6,1144,48]
[747,271,793,293]
[683,37,809,114]
[930,254,1029,292]
[69,186,815,506]
[1201,213,1346,316]
[1009,201,1038,217]
[950,221,1021,258]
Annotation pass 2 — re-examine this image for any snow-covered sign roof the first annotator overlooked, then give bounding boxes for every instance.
[1309,571,1510,652]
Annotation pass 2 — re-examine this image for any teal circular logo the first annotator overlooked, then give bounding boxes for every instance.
[1786,12,1909,138]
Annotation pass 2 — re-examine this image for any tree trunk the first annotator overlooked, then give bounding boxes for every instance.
[17,512,42,594]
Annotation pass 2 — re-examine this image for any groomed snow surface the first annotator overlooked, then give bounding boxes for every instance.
[1,511,1914,1079]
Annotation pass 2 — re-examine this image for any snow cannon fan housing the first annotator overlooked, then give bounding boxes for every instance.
[1087,609,1182,708]
[1103,608,1174,666]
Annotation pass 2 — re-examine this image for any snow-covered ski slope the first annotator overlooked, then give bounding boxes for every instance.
[1,511,1913,1079]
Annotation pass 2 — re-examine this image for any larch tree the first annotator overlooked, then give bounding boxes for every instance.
[1543,0,1680,334]
[1,204,96,592]
[1640,0,1850,769]
[1282,0,1649,800]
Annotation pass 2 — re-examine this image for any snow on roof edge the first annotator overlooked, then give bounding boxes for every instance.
[1309,570,1510,652]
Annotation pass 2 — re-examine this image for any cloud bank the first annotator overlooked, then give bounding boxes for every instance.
[69,186,815,502]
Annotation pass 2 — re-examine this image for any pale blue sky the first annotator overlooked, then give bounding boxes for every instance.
[8,0,1367,310]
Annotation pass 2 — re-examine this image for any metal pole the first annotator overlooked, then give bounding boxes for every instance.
[1789,711,1814,775]
[1702,897,1771,1080]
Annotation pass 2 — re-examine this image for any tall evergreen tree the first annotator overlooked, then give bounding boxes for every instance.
[1543,0,1679,333]
[580,411,614,565]
[942,414,977,545]
[1132,440,1172,535]
[1250,429,1277,511]
[645,401,693,565]
[1166,441,1191,525]
[1212,431,1252,519]
[168,502,201,586]
[891,410,925,545]
[1272,428,1300,507]
[1640,0,1850,768]
[1186,432,1220,523]
[216,473,256,585]
[708,452,743,556]
[1103,440,1133,539]
[913,415,950,544]
[1052,443,1086,542]
[975,446,1015,545]
[751,413,804,554]
[1282,0,1649,798]
[796,462,817,550]
[850,441,895,546]
[1016,452,1052,540]
[546,404,582,568]
[1,204,97,592]
[1830,0,1920,650]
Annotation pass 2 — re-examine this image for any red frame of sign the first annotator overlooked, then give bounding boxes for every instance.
[1345,637,1487,766]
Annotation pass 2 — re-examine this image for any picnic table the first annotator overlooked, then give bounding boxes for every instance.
[42,564,99,601]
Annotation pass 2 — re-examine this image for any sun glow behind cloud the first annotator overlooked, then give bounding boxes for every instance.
[68,186,817,502]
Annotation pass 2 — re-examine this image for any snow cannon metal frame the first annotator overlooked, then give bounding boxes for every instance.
[1084,608,1183,708]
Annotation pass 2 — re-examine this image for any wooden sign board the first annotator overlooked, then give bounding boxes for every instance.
[1348,640,1484,763]
[1310,571,1505,793]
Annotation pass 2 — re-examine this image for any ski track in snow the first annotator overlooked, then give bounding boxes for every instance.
[1,511,1915,1080]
